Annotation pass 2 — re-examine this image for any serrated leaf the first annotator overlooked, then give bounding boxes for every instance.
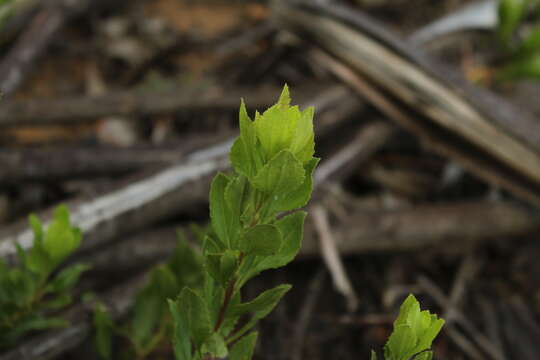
[254,100,302,161]
[227,284,291,342]
[203,333,228,358]
[210,173,237,248]
[252,150,305,196]
[240,224,282,256]
[43,205,81,264]
[168,236,203,287]
[385,324,417,360]
[229,332,258,360]
[169,298,192,360]
[231,102,263,179]
[271,157,319,213]
[48,263,90,293]
[94,304,113,360]
[289,106,315,164]
[253,212,306,274]
[177,288,212,348]
[220,250,239,281]
[225,176,247,249]
[131,265,177,348]
[414,351,433,360]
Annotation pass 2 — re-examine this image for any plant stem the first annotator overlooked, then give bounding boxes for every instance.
[213,277,236,332]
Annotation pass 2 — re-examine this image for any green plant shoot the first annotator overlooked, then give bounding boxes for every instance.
[93,235,204,360]
[0,205,89,348]
[371,295,445,360]
[168,85,319,360]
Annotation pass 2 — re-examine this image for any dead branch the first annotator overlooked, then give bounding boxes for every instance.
[0,0,99,96]
[0,84,312,126]
[0,133,230,183]
[301,200,540,255]
[274,0,540,206]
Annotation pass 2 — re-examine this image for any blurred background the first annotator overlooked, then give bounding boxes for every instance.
[1,0,540,359]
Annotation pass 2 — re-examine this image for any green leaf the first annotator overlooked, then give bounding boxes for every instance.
[176,288,212,348]
[131,265,178,348]
[220,250,239,281]
[271,157,319,213]
[370,350,377,360]
[499,54,540,80]
[225,176,247,249]
[94,304,113,360]
[414,351,433,360]
[254,212,306,273]
[202,333,228,358]
[229,332,258,360]
[4,316,68,345]
[252,150,305,196]
[289,106,315,164]
[40,294,72,310]
[210,173,237,247]
[254,95,301,162]
[516,22,540,58]
[168,236,203,287]
[169,298,192,360]
[384,324,417,360]
[498,0,528,45]
[43,205,82,264]
[230,101,263,179]
[29,214,44,242]
[227,284,291,342]
[386,295,445,360]
[240,224,282,256]
[48,263,90,292]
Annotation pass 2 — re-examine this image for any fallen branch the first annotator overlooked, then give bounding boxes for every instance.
[275,0,540,206]
[302,200,540,255]
[0,84,308,126]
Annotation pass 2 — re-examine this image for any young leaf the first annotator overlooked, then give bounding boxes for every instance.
[47,263,91,293]
[210,173,235,247]
[253,212,306,273]
[177,288,212,348]
[271,157,319,213]
[94,304,113,360]
[131,265,177,348]
[230,102,263,179]
[384,324,417,360]
[202,333,228,358]
[169,299,192,360]
[252,150,305,196]
[43,205,82,264]
[289,106,315,164]
[240,224,282,256]
[229,332,258,360]
[227,284,291,342]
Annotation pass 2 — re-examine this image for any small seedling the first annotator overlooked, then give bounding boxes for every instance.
[372,295,445,360]
[93,235,204,360]
[0,205,89,347]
